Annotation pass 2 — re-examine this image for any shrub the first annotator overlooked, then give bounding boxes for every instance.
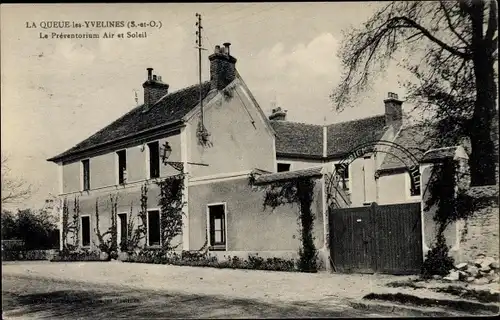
[50,248,104,262]
[421,234,455,278]
[123,250,297,272]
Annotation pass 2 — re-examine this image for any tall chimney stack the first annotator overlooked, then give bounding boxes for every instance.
[383,92,403,129]
[209,42,237,91]
[143,67,169,108]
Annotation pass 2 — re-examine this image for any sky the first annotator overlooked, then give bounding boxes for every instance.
[1,3,415,210]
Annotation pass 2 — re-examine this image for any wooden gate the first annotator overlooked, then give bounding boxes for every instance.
[329,202,423,275]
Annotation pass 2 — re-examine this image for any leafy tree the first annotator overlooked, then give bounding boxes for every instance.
[2,209,58,250]
[332,0,498,186]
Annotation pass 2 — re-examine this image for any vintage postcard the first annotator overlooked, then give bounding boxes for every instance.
[1,2,498,318]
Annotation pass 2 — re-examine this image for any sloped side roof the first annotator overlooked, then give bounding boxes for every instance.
[421,147,460,163]
[270,121,323,157]
[327,115,387,157]
[253,166,323,185]
[379,124,439,171]
[48,82,212,162]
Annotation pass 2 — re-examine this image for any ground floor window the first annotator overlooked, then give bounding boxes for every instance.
[118,213,127,247]
[147,210,161,246]
[208,204,226,249]
[81,216,91,247]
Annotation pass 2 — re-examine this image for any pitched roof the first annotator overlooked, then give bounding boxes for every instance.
[253,166,323,185]
[48,82,212,162]
[270,121,323,157]
[378,124,440,171]
[327,115,387,158]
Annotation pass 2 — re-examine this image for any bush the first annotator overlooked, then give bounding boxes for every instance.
[50,248,104,262]
[2,249,55,261]
[2,209,59,250]
[421,234,455,278]
[124,250,297,272]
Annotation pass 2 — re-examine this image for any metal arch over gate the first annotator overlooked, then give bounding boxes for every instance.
[325,140,422,207]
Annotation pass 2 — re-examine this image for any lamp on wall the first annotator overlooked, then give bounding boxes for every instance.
[160,141,184,172]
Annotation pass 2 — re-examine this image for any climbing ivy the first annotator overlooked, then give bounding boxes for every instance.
[94,194,119,260]
[422,158,484,277]
[71,196,80,247]
[249,174,319,273]
[155,173,186,252]
[119,202,144,254]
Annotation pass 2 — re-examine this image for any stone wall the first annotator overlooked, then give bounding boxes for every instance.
[457,185,499,263]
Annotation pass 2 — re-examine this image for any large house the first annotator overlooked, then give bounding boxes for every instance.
[48,43,466,271]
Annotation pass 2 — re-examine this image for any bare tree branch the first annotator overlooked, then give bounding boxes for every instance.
[1,156,32,204]
[440,0,471,46]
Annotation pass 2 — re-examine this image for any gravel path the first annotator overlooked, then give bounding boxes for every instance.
[2,261,404,306]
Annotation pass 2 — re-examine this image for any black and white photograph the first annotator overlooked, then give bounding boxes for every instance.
[1,2,499,318]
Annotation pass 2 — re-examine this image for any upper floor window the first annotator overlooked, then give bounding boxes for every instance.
[117,150,127,184]
[335,163,350,191]
[148,141,160,179]
[82,159,90,191]
[277,163,291,172]
[409,169,421,197]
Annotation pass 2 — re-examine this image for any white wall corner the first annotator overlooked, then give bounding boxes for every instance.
[180,126,190,250]
[58,162,63,195]
[323,126,327,158]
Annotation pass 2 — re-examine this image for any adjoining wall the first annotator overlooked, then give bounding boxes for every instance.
[420,163,460,259]
[188,177,325,263]
[457,186,499,263]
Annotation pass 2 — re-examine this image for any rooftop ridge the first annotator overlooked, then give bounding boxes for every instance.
[326,114,385,127]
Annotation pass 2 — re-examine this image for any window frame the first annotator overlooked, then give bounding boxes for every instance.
[117,212,128,249]
[80,215,91,248]
[146,208,161,247]
[116,149,127,185]
[147,141,161,179]
[334,162,351,193]
[81,158,90,191]
[206,202,227,251]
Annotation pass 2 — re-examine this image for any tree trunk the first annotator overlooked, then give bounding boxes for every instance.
[468,2,498,187]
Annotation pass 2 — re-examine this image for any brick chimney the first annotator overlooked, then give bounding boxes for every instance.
[383,92,403,129]
[209,42,237,91]
[142,67,169,108]
[269,107,287,121]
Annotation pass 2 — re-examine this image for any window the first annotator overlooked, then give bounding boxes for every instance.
[334,163,350,191]
[277,163,291,172]
[117,150,127,184]
[82,159,90,191]
[208,204,226,249]
[118,213,127,248]
[148,141,160,179]
[81,216,91,247]
[147,210,161,246]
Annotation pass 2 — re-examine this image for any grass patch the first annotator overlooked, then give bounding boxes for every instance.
[434,286,500,304]
[363,292,499,314]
